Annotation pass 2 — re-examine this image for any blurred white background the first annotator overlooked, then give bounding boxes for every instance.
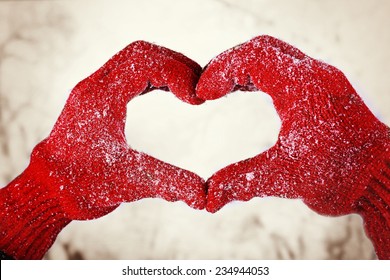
[1,0,389,259]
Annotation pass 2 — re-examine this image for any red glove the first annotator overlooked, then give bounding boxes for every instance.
[197,35,390,259]
[0,41,206,259]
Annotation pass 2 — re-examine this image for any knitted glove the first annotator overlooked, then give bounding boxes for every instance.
[0,41,206,259]
[197,35,390,259]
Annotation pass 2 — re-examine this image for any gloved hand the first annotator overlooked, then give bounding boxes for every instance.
[197,35,390,259]
[0,41,206,259]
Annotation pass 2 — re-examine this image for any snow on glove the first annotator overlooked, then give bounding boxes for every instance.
[0,41,206,259]
[197,35,390,259]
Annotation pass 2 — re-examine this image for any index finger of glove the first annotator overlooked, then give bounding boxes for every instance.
[196,35,310,101]
[73,41,204,107]
[49,42,203,146]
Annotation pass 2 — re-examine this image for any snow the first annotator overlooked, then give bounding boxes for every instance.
[246,172,255,181]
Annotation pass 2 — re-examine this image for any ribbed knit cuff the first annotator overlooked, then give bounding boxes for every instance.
[355,158,390,260]
[0,166,71,260]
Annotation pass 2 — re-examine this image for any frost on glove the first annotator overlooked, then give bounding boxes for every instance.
[0,41,206,259]
[197,35,390,259]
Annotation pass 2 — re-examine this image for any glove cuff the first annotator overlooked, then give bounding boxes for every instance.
[355,156,390,259]
[0,165,70,259]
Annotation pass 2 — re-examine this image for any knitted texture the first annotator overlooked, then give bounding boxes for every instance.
[197,35,390,259]
[0,165,71,259]
[0,41,206,259]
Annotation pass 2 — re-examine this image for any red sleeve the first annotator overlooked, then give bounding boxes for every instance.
[0,164,70,260]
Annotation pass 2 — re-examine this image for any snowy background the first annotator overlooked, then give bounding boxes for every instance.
[1,0,389,259]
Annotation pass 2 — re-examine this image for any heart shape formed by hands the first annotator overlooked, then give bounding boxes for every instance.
[0,36,389,260]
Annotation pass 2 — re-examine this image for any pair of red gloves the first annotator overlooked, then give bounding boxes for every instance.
[0,36,389,259]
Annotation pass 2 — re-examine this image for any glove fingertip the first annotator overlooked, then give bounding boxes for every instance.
[196,66,234,100]
[164,58,205,105]
[174,86,205,105]
[179,178,208,210]
[186,95,205,105]
[204,176,227,213]
[206,200,223,213]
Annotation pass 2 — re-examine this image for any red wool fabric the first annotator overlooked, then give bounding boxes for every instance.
[197,35,390,259]
[0,41,206,259]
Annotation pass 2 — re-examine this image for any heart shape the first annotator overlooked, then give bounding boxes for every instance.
[0,35,389,260]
